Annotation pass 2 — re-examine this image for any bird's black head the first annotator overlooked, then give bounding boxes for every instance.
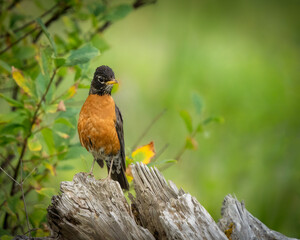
[89,65,118,95]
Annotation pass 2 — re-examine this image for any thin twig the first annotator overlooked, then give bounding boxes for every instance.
[23,150,67,163]
[133,0,157,9]
[33,5,71,43]
[0,27,37,56]
[10,69,57,194]
[94,0,156,35]
[0,167,19,185]
[20,183,31,236]
[23,167,37,183]
[96,21,111,33]
[0,3,59,38]
[0,87,15,92]
[152,143,169,162]
[0,153,15,172]
[175,128,198,161]
[132,108,167,150]
[3,69,57,230]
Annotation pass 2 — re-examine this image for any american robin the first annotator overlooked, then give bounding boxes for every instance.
[77,65,129,190]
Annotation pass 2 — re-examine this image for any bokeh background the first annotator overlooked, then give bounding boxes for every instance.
[91,0,300,237]
[86,0,300,236]
[1,0,299,237]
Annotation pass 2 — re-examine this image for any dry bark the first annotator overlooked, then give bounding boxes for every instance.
[218,194,298,240]
[47,172,154,240]
[14,163,298,240]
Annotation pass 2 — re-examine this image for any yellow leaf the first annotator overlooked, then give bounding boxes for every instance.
[12,67,32,96]
[28,136,42,152]
[46,104,58,113]
[132,141,155,164]
[45,163,56,176]
[126,175,133,183]
[125,164,133,183]
[56,131,69,139]
[64,84,78,99]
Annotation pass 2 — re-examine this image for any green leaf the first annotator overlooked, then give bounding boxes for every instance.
[14,45,35,61]
[44,103,58,113]
[65,43,100,66]
[28,135,42,152]
[54,58,66,68]
[55,117,75,128]
[104,4,133,22]
[192,92,203,115]
[1,235,14,240]
[0,93,23,108]
[30,208,47,228]
[0,135,16,146]
[180,110,193,133]
[0,122,25,135]
[36,187,57,198]
[7,194,21,213]
[203,116,225,125]
[185,137,198,150]
[78,83,90,89]
[41,128,55,154]
[36,18,57,56]
[196,123,203,133]
[35,73,47,99]
[57,164,75,171]
[63,145,89,160]
[91,34,110,52]
[0,59,11,72]
[88,3,106,16]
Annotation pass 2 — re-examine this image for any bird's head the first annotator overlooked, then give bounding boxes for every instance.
[89,65,118,95]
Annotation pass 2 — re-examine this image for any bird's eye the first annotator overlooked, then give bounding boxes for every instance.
[97,76,104,83]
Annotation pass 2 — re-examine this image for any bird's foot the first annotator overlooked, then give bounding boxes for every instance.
[87,159,96,177]
[87,171,94,177]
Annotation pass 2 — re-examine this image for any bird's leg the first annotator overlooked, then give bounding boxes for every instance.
[103,158,114,182]
[107,158,114,179]
[88,158,96,176]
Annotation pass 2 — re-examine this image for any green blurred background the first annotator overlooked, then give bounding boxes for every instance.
[85,1,300,237]
[56,0,299,237]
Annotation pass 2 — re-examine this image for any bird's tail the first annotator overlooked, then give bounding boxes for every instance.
[111,168,129,190]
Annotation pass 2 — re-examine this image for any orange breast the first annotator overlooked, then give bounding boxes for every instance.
[78,94,120,155]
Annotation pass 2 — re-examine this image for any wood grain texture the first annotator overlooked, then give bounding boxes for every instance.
[47,172,154,240]
[33,163,298,240]
[218,194,298,240]
[130,163,228,240]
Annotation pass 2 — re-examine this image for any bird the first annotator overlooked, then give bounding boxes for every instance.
[77,65,129,190]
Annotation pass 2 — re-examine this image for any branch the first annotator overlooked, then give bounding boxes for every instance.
[0,28,36,56]
[0,3,59,39]
[132,108,167,150]
[3,69,57,230]
[33,5,72,43]
[174,127,198,161]
[95,0,157,34]
[0,4,70,56]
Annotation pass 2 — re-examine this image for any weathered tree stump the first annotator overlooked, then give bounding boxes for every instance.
[218,195,297,240]
[47,172,154,240]
[14,163,298,240]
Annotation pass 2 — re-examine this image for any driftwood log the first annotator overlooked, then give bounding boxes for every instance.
[15,163,298,240]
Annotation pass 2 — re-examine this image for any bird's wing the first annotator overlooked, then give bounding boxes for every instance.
[115,105,126,170]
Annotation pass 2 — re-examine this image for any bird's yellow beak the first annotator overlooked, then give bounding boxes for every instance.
[106,79,118,85]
